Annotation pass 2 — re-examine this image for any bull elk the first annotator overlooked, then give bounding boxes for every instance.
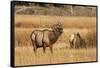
[30,23,63,54]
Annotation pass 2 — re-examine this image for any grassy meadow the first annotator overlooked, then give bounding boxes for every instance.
[14,15,97,66]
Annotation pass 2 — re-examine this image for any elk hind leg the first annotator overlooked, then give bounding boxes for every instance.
[70,42,73,48]
[33,45,37,54]
[32,40,37,55]
[43,43,46,53]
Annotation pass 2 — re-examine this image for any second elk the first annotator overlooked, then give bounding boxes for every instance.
[69,32,86,49]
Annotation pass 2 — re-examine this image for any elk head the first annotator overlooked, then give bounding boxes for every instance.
[52,22,63,33]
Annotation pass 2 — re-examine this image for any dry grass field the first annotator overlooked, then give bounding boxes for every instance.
[15,47,96,66]
[14,15,97,66]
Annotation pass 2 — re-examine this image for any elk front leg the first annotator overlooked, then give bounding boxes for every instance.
[74,43,76,49]
[49,45,53,53]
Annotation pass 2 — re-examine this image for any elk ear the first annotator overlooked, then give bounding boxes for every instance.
[76,32,79,35]
[77,32,80,37]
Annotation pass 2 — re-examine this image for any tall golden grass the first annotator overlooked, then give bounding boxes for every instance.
[15,15,96,28]
[15,47,96,66]
[15,28,96,48]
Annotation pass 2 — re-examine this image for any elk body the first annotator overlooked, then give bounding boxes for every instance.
[69,32,86,49]
[31,23,63,54]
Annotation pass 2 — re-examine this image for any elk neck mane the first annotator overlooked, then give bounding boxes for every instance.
[48,30,62,44]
